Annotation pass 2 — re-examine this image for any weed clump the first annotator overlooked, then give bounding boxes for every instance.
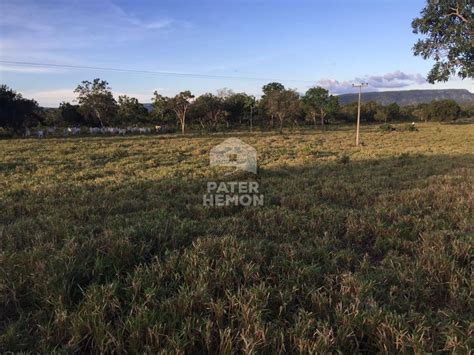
[379,123,396,132]
[339,154,350,164]
[405,123,418,131]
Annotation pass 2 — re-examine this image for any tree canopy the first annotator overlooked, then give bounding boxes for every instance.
[265,88,301,132]
[0,85,41,133]
[302,87,339,129]
[117,95,148,124]
[2,78,470,134]
[412,0,473,83]
[192,93,225,130]
[74,79,117,127]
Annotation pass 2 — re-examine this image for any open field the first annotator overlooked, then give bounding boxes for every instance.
[1,122,473,353]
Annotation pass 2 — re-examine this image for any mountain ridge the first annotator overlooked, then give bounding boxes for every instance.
[337,89,474,106]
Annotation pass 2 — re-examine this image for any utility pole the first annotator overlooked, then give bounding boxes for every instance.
[352,82,368,146]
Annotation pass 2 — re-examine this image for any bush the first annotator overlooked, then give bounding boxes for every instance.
[0,127,13,138]
[379,123,396,132]
[339,154,350,164]
[404,123,418,131]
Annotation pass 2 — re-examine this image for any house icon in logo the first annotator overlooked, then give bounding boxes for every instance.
[210,138,257,174]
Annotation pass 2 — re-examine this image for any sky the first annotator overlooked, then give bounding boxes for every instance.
[0,0,472,107]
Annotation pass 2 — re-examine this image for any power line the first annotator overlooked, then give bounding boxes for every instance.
[0,60,317,84]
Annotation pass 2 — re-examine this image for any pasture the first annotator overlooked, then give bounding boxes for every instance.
[1,122,473,353]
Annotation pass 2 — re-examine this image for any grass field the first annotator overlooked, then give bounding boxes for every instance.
[1,122,473,353]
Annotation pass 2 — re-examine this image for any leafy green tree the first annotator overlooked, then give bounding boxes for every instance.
[262,82,285,95]
[412,0,473,83]
[374,106,389,123]
[340,102,358,123]
[266,88,301,133]
[151,91,171,123]
[223,92,251,127]
[386,103,401,121]
[0,85,41,133]
[117,95,148,124]
[244,95,257,131]
[261,82,285,128]
[169,91,194,133]
[426,99,461,121]
[412,103,430,122]
[42,108,62,126]
[59,102,85,126]
[341,101,379,123]
[362,101,378,122]
[193,93,225,130]
[374,103,401,122]
[216,88,234,127]
[302,87,339,129]
[74,79,117,127]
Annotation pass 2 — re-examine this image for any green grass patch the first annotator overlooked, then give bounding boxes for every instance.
[0,123,473,353]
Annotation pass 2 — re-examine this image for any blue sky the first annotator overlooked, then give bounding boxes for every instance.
[0,0,472,106]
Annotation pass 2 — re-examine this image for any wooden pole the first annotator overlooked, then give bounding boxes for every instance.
[352,83,367,146]
[356,86,361,146]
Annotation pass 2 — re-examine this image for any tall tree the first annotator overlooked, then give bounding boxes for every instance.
[0,85,41,133]
[412,0,473,83]
[412,103,430,122]
[59,102,85,126]
[193,93,225,130]
[261,82,285,128]
[302,87,339,129]
[223,92,250,127]
[363,101,378,123]
[117,95,148,124]
[74,79,117,127]
[216,88,235,127]
[244,95,257,131]
[169,91,194,134]
[262,82,285,95]
[386,103,401,121]
[426,99,461,121]
[151,91,171,123]
[266,89,301,133]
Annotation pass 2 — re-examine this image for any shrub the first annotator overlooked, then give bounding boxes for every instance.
[379,123,396,132]
[405,123,418,131]
[339,154,350,164]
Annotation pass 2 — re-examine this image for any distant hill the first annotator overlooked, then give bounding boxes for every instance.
[143,103,153,112]
[337,89,474,106]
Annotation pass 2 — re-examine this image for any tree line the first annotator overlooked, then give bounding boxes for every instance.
[0,80,469,136]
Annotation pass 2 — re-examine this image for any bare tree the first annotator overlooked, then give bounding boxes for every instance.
[169,91,194,134]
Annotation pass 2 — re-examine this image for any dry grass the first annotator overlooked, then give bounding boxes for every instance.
[1,122,473,353]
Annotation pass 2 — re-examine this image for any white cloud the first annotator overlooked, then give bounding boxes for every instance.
[314,71,427,94]
[355,71,426,89]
